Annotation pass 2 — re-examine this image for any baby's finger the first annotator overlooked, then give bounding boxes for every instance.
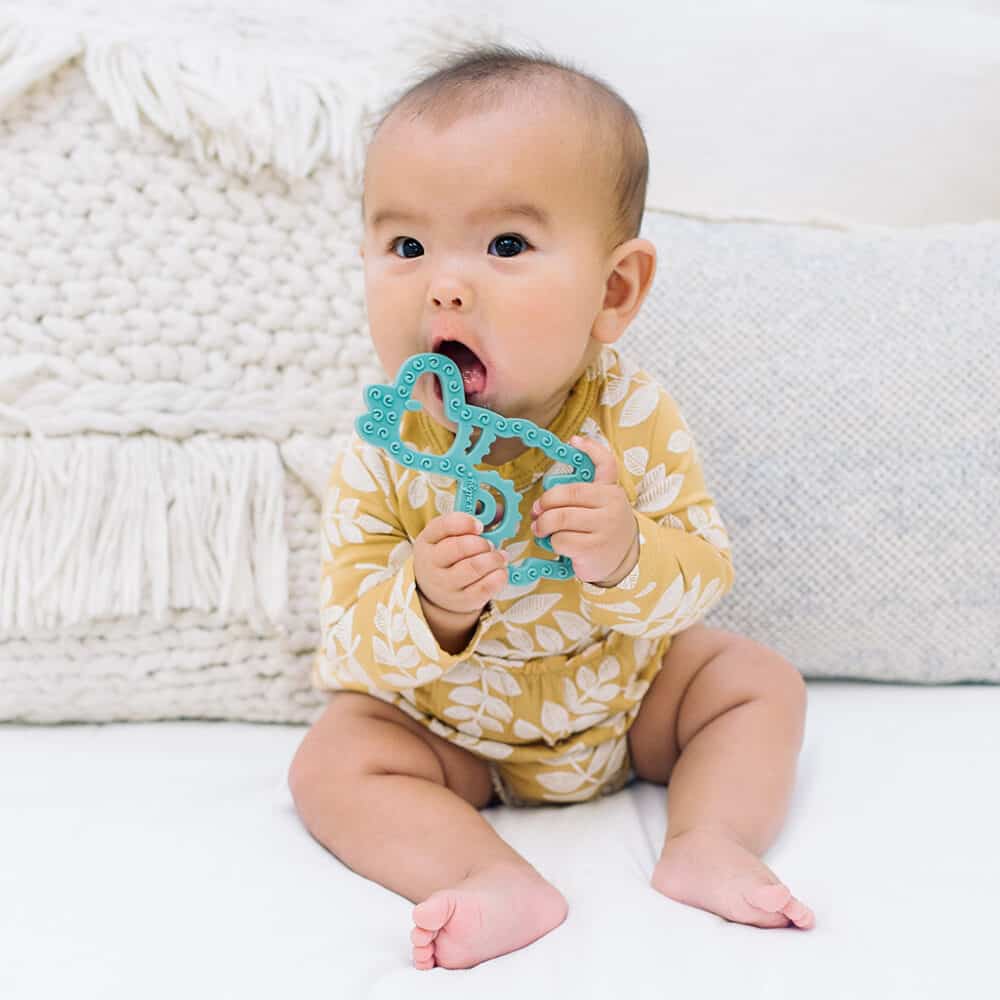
[544,529,591,563]
[450,549,509,590]
[421,511,483,546]
[533,481,620,515]
[532,505,599,540]
[435,532,493,569]
[456,563,509,602]
[569,434,619,486]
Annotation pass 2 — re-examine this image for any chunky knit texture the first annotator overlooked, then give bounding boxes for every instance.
[0,0,500,722]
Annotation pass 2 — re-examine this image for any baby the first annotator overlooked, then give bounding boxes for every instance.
[289,43,815,971]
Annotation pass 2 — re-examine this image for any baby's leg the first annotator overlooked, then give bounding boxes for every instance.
[288,692,567,969]
[628,624,815,929]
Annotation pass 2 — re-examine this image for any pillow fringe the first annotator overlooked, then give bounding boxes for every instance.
[0,433,289,636]
[0,18,82,107]
[0,3,502,183]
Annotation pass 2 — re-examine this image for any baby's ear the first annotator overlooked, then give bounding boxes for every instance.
[593,237,657,344]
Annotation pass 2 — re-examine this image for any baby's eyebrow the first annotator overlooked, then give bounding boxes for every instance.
[370,202,550,230]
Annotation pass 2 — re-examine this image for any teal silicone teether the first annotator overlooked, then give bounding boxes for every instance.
[356,352,596,585]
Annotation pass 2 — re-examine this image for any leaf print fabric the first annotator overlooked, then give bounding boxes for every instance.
[312,345,735,805]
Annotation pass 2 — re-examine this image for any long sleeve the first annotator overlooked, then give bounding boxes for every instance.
[311,435,492,695]
[578,383,735,637]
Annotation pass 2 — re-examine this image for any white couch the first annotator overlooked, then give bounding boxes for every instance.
[3,3,999,997]
[4,682,1000,997]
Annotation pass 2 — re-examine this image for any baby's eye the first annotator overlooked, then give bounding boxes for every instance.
[488,233,530,258]
[389,236,423,258]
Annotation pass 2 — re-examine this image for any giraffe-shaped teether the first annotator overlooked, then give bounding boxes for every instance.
[356,352,596,585]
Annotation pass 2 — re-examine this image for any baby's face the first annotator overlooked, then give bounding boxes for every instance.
[360,101,616,436]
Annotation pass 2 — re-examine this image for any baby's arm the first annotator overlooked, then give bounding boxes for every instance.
[578,387,735,638]
[313,437,493,694]
[417,595,482,656]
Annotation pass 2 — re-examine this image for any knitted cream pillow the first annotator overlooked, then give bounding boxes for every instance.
[0,0,499,722]
[624,210,1000,683]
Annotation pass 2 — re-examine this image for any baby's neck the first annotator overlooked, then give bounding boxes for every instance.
[472,389,574,466]
[480,435,528,466]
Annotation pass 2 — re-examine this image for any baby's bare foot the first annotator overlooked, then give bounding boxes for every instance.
[410,861,568,970]
[652,827,815,930]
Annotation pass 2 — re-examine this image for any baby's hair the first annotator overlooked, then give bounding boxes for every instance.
[364,42,649,253]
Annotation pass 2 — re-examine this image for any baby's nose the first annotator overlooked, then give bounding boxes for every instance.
[429,273,472,310]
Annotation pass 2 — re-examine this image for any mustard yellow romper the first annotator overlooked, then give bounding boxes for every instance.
[312,345,735,806]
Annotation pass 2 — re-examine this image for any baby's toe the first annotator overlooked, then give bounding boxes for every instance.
[782,896,816,929]
[411,926,436,947]
[412,892,455,934]
[412,943,436,970]
[745,883,792,912]
[744,881,813,929]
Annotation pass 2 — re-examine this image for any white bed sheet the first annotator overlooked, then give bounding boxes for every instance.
[3,680,998,999]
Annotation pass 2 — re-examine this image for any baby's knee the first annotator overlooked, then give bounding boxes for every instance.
[720,637,806,706]
[288,692,446,810]
[751,646,806,711]
[287,724,329,812]
[287,693,362,807]
[736,643,807,742]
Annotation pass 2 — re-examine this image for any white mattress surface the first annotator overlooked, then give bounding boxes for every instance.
[3,680,998,999]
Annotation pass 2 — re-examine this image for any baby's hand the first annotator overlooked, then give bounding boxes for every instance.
[531,435,639,586]
[413,512,510,615]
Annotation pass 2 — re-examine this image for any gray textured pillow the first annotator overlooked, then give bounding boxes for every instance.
[622,211,999,683]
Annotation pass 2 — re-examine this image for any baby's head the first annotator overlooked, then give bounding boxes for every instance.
[359,44,656,436]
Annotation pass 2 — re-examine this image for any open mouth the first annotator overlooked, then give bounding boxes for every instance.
[433,340,488,402]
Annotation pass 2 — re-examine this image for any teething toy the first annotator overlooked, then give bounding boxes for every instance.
[356,352,596,585]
